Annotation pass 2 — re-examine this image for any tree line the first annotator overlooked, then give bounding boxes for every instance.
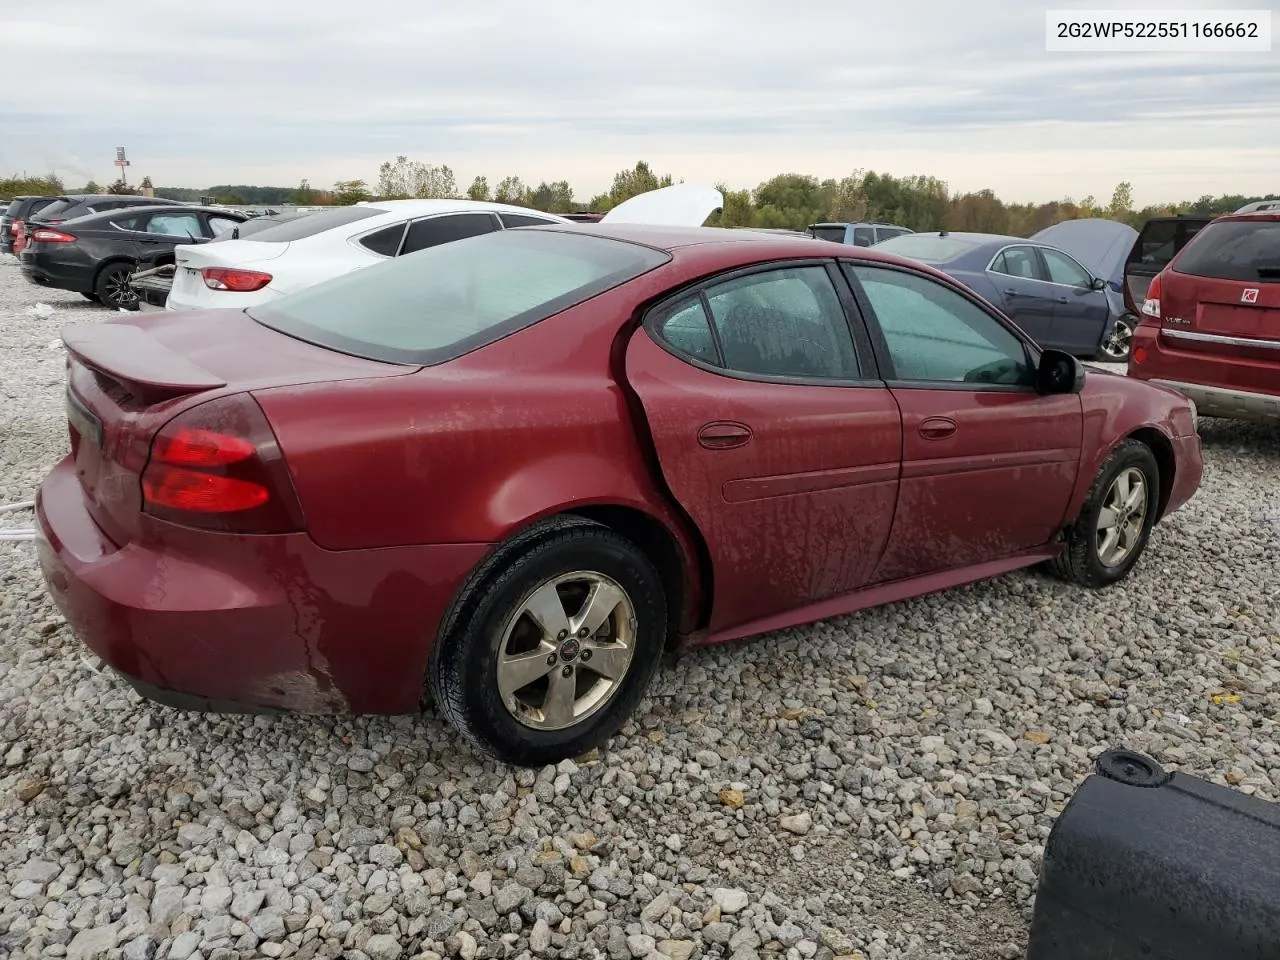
[3,163,1275,238]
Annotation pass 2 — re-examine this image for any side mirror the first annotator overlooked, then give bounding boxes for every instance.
[1091,276,1107,291]
[1036,349,1085,395]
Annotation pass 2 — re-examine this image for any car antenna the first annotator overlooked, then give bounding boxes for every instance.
[939,230,949,237]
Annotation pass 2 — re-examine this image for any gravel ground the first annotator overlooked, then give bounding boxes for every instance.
[2,254,1278,960]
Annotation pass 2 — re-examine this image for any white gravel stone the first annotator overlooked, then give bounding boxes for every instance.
[2,263,1279,960]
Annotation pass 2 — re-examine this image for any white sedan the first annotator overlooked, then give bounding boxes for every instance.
[166,185,723,311]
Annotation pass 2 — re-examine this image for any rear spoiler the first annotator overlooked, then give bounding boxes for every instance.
[62,322,226,402]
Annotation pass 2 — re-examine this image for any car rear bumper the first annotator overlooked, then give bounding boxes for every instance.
[1129,325,1280,424]
[35,456,492,715]
[19,252,95,293]
[1152,380,1280,424]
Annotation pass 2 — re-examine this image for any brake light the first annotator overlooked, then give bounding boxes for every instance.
[31,228,76,243]
[201,267,273,292]
[1140,273,1162,320]
[141,394,305,533]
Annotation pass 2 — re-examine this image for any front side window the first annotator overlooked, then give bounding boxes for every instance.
[702,266,860,379]
[852,227,875,247]
[146,213,203,238]
[250,229,669,365]
[1040,248,1093,287]
[207,216,240,237]
[845,263,1034,386]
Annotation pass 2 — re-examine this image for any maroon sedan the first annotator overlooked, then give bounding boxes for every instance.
[36,225,1203,764]
[1128,211,1280,423]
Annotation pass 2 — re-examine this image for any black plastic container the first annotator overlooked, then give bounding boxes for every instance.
[1027,748,1280,959]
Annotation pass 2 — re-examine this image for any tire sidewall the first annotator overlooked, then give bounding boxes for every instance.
[1079,443,1160,584]
[438,530,666,765]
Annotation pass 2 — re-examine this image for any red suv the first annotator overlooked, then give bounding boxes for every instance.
[1128,212,1280,423]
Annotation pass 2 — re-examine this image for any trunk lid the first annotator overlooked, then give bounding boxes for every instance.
[61,312,415,546]
[598,183,724,226]
[1159,215,1280,360]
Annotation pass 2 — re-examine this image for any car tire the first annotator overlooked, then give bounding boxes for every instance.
[1098,314,1136,363]
[1049,439,1160,588]
[94,262,138,310]
[429,517,668,766]
[81,292,101,303]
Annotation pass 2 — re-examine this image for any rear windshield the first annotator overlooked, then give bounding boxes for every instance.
[809,226,847,243]
[871,234,982,262]
[243,205,379,242]
[33,198,77,220]
[249,229,670,365]
[1175,219,1280,283]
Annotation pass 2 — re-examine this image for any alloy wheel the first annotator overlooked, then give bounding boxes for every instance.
[496,571,637,731]
[1096,466,1148,567]
[1101,316,1135,361]
[104,267,139,308]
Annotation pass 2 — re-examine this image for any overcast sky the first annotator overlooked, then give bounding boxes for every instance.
[2,0,1276,205]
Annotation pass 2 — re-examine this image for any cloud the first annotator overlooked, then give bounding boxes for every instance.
[0,0,1274,205]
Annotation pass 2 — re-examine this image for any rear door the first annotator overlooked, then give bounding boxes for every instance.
[1160,216,1280,368]
[1124,217,1210,314]
[624,260,902,636]
[987,244,1056,343]
[842,260,1082,581]
[1039,246,1111,355]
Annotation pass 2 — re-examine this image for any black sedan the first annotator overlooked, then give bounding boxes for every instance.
[19,205,249,309]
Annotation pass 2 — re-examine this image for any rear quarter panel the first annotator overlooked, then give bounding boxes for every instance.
[251,272,707,611]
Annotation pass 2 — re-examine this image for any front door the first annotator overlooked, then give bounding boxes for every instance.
[841,260,1083,582]
[1040,246,1112,356]
[624,262,903,634]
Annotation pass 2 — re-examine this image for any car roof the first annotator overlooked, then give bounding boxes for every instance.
[359,198,565,218]
[1212,211,1280,224]
[809,221,908,228]
[72,204,247,220]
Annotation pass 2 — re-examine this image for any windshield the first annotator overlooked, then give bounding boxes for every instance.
[871,234,983,262]
[1174,219,1280,283]
[249,228,670,365]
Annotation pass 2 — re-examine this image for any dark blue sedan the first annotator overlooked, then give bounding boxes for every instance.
[871,231,1121,361]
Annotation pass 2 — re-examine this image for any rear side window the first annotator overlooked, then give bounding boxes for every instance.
[809,226,847,243]
[852,227,875,246]
[400,213,498,255]
[249,230,670,365]
[653,297,720,365]
[1175,220,1280,283]
[358,223,407,257]
[245,205,380,242]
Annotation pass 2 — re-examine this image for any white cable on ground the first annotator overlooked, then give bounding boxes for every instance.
[0,500,36,541]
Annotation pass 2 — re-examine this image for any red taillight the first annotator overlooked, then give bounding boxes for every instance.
[201,267,273,292]
[1140,272,1162,321]
[30,228,76,244]
[141,394,304,534]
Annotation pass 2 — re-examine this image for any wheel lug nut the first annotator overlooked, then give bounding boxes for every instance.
[577,628,589,638]
[547,654,557,666]
[581,649,592,662]
[561,665,573,678]
[557,630,568,640]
